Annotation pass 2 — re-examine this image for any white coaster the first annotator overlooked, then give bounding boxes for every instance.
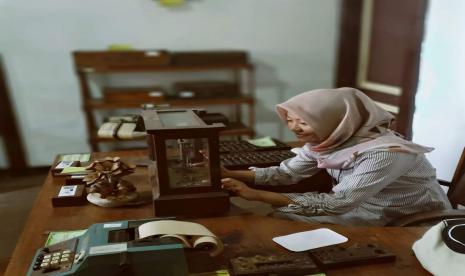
[87,192,138,208]
[272,228,348,252]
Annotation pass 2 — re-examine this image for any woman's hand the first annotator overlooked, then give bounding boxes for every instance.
[221,165,233,178]
[198,148,255,183]
[221,178,260,201]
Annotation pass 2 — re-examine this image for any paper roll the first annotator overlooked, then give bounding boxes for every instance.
[159,234,192,248]
[193,236,217,250]
[138,220,223,257]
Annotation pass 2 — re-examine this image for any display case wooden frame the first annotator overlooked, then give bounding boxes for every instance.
[143,109,230,217]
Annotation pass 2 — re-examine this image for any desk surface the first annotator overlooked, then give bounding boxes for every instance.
[5,150,430,276]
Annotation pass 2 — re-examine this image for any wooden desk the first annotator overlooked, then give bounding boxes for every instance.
[5,150,430,275]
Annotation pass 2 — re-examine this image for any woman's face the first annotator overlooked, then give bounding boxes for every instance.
[286,113,321,144]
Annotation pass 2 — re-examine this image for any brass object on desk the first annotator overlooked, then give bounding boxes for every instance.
[142,108,229,217]
[84,157,139,207]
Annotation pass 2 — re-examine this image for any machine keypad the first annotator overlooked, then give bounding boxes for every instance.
[32,249,75,271]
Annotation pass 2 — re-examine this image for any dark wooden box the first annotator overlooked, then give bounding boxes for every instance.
[52,184,87,207]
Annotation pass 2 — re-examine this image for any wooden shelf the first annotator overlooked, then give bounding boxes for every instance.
[74,50,256,151]
[91,122,254,143]
[220,122,255,136]
[78,63,254,74]
[86,96,255,109]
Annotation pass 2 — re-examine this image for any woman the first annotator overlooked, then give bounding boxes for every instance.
[221,87,451,226]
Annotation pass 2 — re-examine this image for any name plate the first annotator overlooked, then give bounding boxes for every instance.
[58,185,77,197]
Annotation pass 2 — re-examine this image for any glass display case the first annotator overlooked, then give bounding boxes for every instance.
[143,108,230,217]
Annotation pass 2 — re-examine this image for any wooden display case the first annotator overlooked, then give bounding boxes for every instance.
[73,50,256,151]
[142,108,229,217]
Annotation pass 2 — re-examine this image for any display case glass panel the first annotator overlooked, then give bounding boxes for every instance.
[159,110,202,127]
[165,138,211,189]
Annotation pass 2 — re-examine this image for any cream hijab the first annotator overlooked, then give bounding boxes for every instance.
[276,87,432,169]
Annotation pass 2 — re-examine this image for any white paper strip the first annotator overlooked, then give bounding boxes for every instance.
[137,220,223,257]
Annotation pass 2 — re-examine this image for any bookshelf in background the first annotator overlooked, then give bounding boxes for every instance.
[73,50,256,151]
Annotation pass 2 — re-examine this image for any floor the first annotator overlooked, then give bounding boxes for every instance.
[0,173,46,275]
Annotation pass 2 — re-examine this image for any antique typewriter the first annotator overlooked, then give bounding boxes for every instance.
[219,139,296,169]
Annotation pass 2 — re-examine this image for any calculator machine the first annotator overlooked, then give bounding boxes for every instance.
[27,219,188,276]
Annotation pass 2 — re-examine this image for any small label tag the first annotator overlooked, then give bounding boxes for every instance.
[103,223,123,228]
[89,243,127,255]
[58,185,77,197]
[55,160,74,169]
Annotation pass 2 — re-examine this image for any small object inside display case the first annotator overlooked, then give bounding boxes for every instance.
[142,108,229,217]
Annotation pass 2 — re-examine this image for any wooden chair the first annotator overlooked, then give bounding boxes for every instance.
[387,147,465,226]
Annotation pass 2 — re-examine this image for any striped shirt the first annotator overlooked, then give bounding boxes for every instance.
[253,148,451,224]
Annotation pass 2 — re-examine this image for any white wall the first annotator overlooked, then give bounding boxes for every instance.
[412,0,465,181]
[0,0,340,167]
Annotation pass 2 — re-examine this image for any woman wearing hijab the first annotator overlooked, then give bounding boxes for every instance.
[221,87,451,226]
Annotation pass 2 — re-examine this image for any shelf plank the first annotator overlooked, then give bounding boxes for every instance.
[78,64,254,73]
[86,96,255,109]
[91,123,254,143]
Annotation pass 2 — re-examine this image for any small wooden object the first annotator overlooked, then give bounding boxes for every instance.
[52,160,80,175]
[229,253,320,276]
[52,185,87,207]
[308,243,396,268]
[52,153,92,176]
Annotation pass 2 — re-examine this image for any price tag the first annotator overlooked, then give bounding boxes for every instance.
[55,160,74,169]
[58,185,77,197]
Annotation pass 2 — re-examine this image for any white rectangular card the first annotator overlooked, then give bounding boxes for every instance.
[272,228,348,252]
[58,185,77,197]
[55,160,74,169]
